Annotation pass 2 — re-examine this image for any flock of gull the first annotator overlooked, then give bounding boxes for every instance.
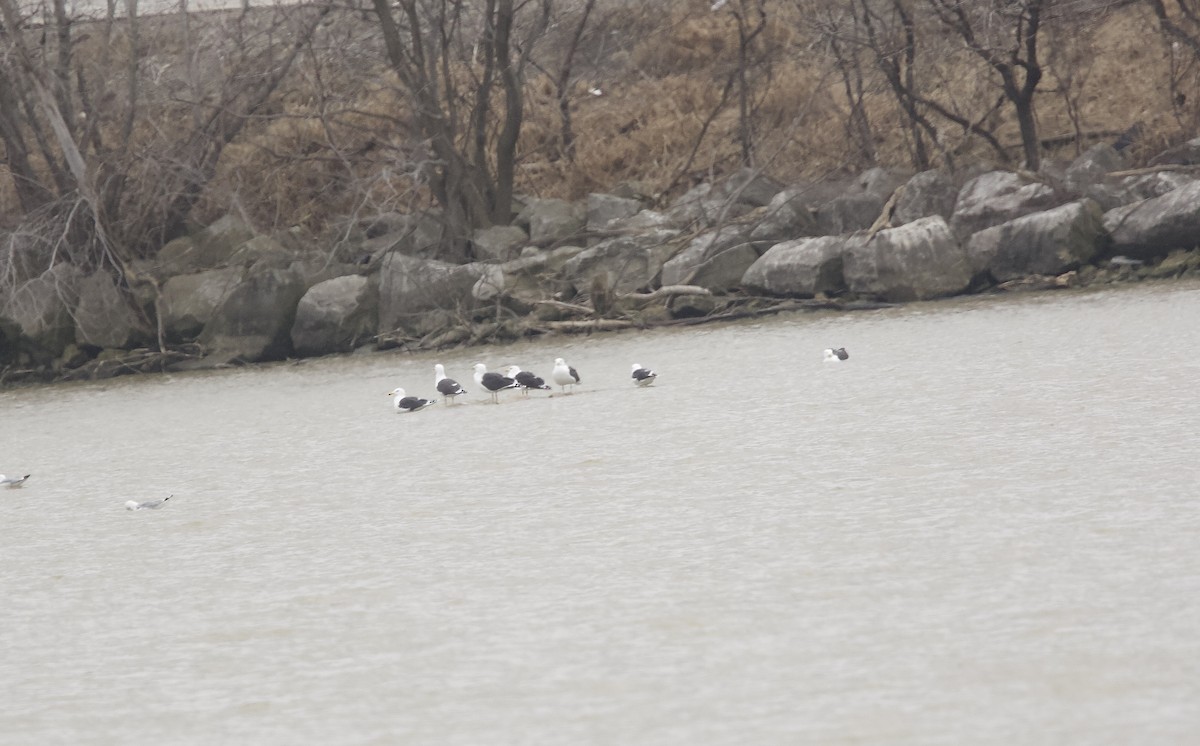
[387,357,659,412]
[3,347,848,509]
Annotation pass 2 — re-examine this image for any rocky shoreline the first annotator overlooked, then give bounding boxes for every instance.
[4,141,1200,387]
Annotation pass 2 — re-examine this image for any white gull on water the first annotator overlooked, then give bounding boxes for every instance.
[388,387,436,413]
[630,363,657,387]
[1,473,31,488]
[126,495,172,511]
[823,347,849,362]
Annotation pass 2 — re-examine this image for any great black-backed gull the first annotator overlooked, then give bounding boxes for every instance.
[434,364,467,404]
[630,363,658,386]
[389,387,436,412]
[504,365,551,395]
[1,473,31,489]
[551,358,581,393]
[126,495,172,511]
[473,363,520,403]
[823,347,849,362]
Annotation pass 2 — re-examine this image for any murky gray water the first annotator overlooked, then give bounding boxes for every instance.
[3,281,1199,744]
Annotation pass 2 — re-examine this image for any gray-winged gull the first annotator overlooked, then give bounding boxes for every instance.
[1,473,30,489]
[389,387,436,413]
[551,358,581,393]
[473,363,520,403]
[630,363,657,387]
[434,364,467,404]
[126,495,172,511]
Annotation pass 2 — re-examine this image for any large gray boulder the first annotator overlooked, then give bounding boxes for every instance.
[660,225,758,290]
[0,262,84,356]
[1064,143,1126,197]
[748,187,820,244]
[291,275,378,357]
[741,236,847,297]
[561,229,679,294]
[518,198,585,244]
[950,171,1059,238]
[377,252,485,336]
[1088,171,1195,211]
[715,167,785,207]
[586,193,643,231]
[894,170,958,226]
[967,199,1107,282]
[198,266,307,362]
[816,192,883,236]
[74,271,154,349]
[667,182,754,227]
[843,216,971,301]
[854,167,909,200]
[160,267,246,343]
[473,245,584,305]
[155,214,255,276]
[471,225,528,262]
[1103,180,1200,260]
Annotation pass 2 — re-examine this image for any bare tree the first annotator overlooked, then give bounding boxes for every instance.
[371,0,551,249]
[926,0,1047,170]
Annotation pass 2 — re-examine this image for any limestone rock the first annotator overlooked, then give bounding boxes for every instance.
[1103,180,1200,260]
[161,267,246,343]
[843,216,971,301]
[586,193,643,231]
[893,170,958,226]
[748,187,820,244]
[198,267,307,362]
[660,225,757,290]
[561,230,679,294]
[518,198,585,244]
[472,225,528,263]
[155,214,255,275]
[950,171,1059,238]
[291,275,378,357]
[741,236,847,297]
[74,271,154,350]
[967,200,1107,282]
[816,192,883,236]
[0,262,84,356]
[1064,143,1126,196]
[377,252,485,337]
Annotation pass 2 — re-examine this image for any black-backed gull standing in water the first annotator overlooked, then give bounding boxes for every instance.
[1,473,31,488]
[823,347,849,362]
[473,363,521,403]
[504,365,552,395]
[434,364,467,404]
[389,387,436,412]
[551,358,581,393]
[126,495,172,511]
[630,363,657,387]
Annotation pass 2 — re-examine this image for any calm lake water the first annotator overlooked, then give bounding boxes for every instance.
[2,281,1199,745]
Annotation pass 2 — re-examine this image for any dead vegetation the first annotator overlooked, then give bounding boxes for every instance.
[0,0,1195,259]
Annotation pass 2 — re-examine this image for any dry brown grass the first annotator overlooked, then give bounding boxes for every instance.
[1,0,1196,241]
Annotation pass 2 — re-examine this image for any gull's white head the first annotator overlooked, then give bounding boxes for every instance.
[504,365,521,378]
[435,364,446,377]
[631,363,642,372]
[124,500,140,510]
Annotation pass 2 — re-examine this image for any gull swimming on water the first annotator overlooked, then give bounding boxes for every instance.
[630,363,657,387]
[1,473,31,488]
[823,347,849,362]
[389,387,436,413]
[126,495,172,511]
